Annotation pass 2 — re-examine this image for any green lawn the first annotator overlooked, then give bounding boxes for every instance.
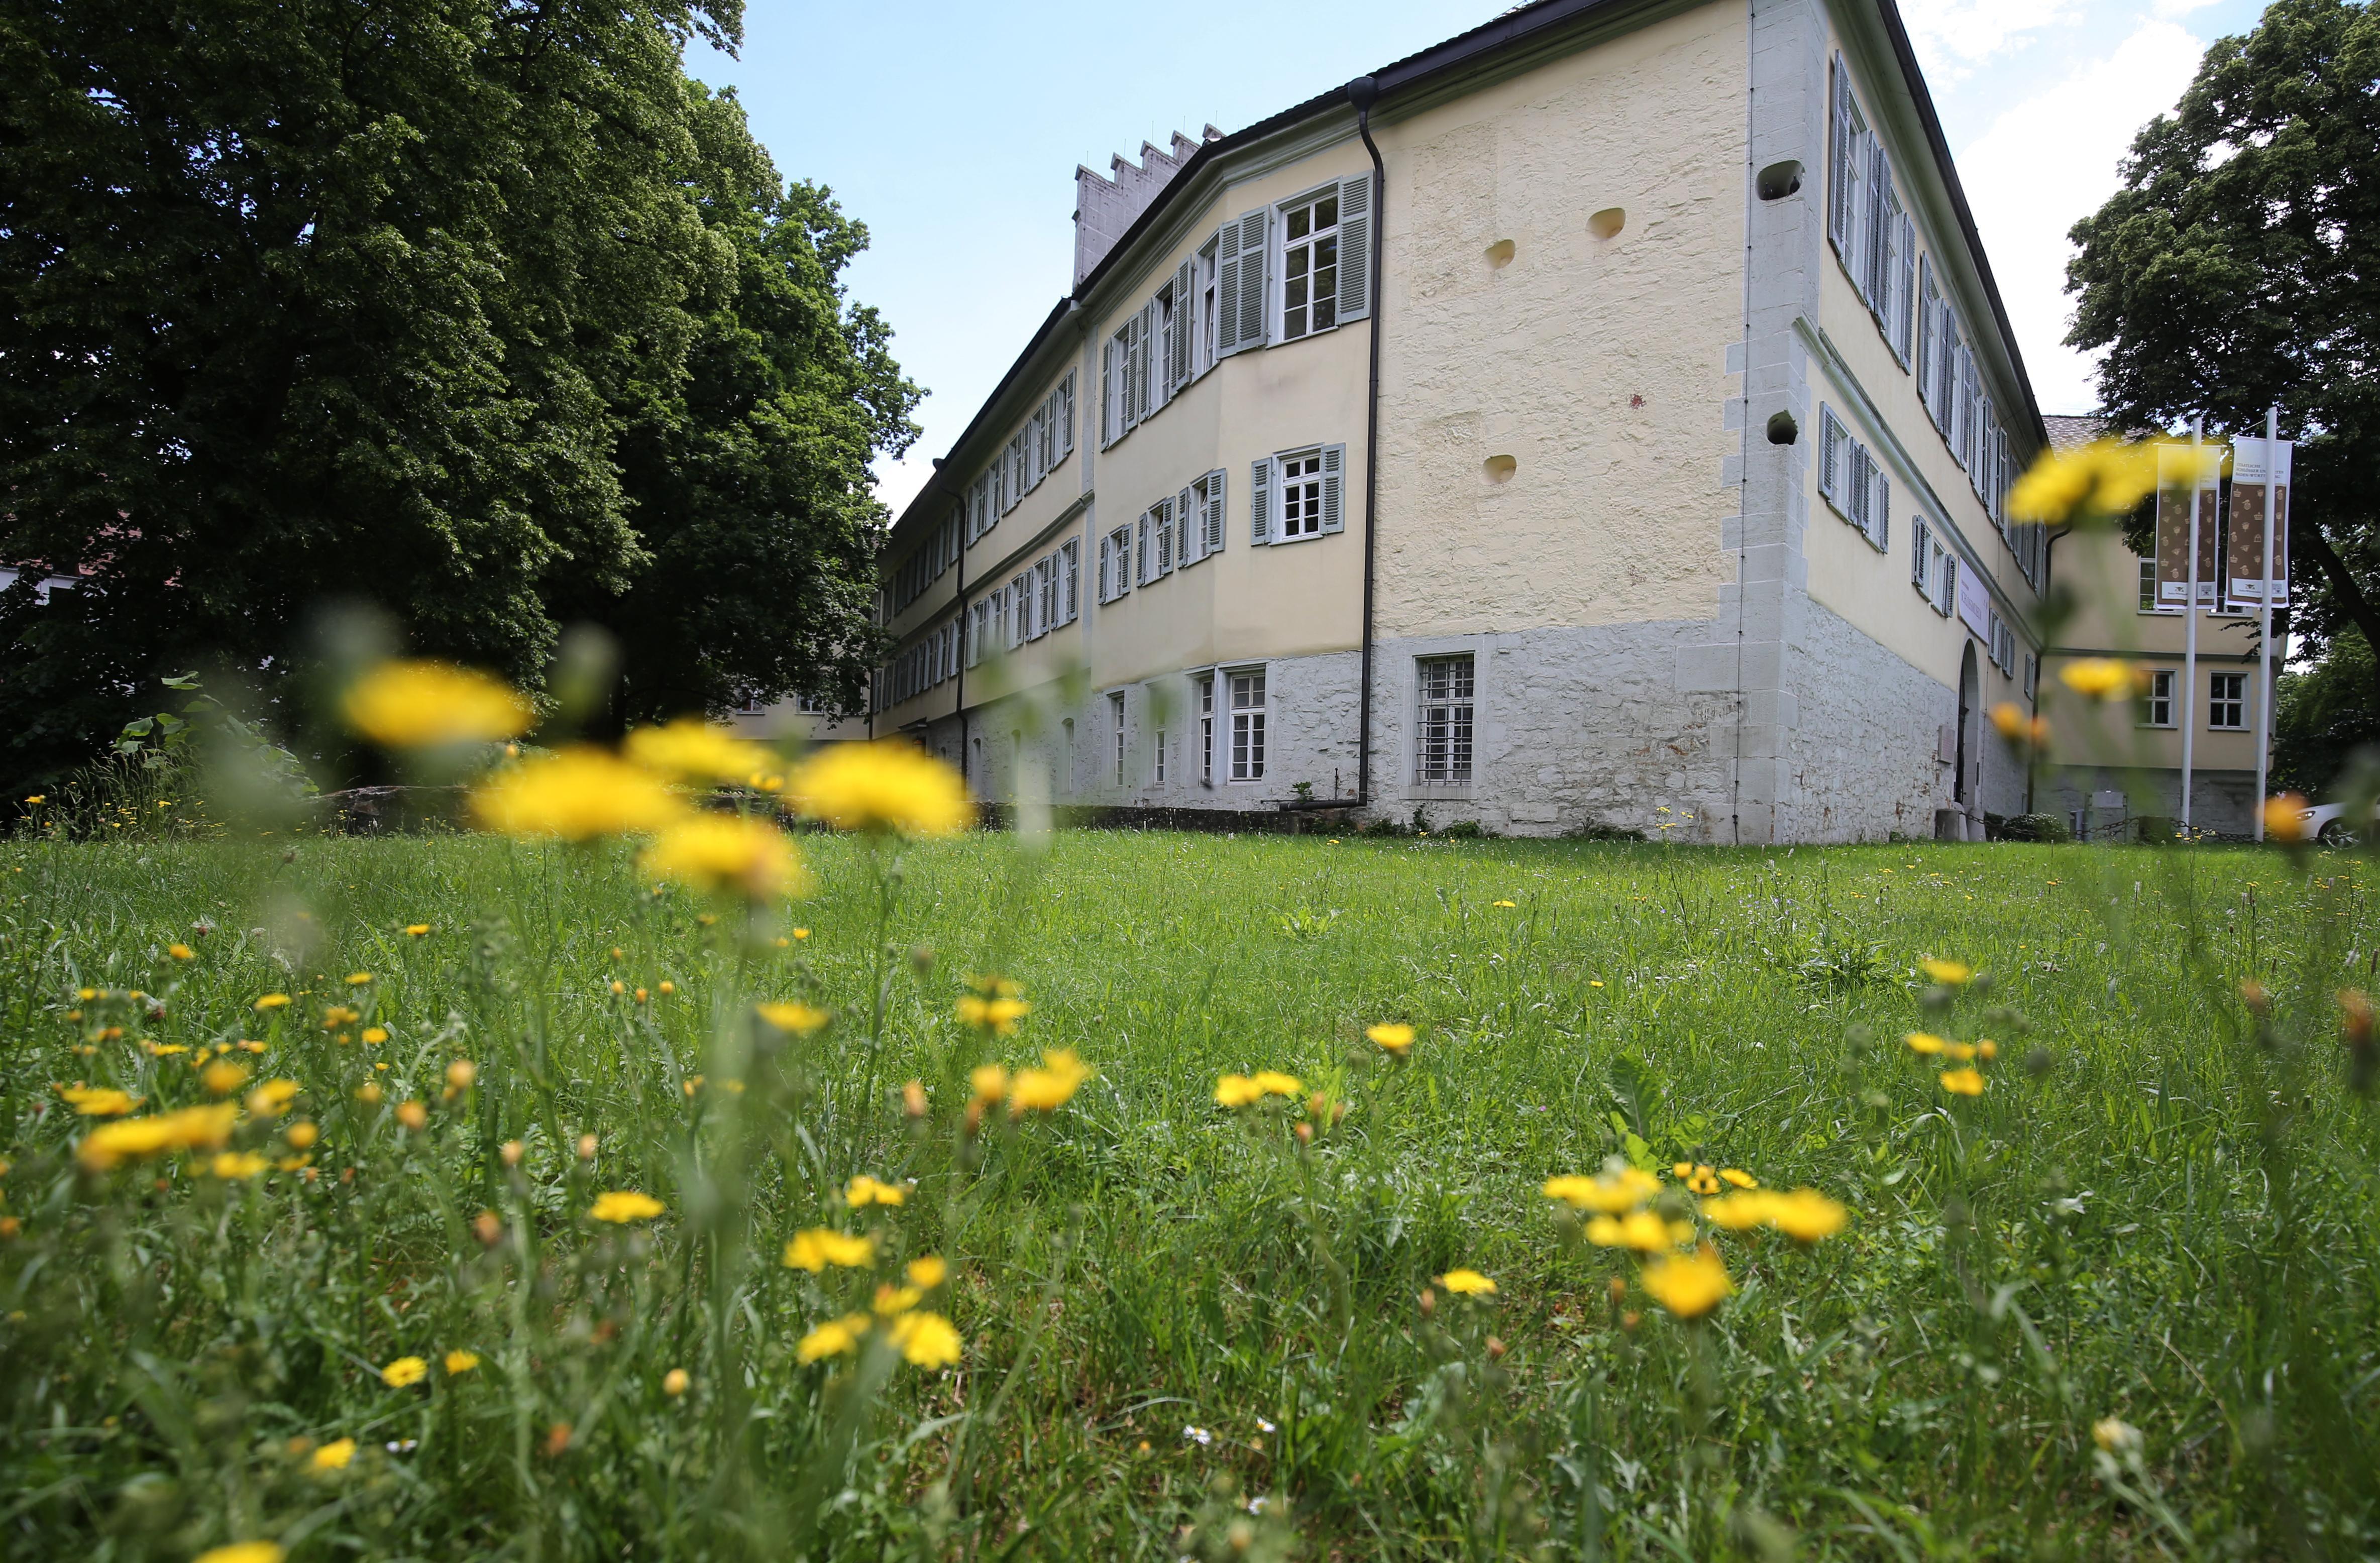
[3,830,2375,1560]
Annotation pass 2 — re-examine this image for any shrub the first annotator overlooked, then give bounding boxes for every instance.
[1996,812,2072,843]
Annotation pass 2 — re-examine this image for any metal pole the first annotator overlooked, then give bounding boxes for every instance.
[2253,403,2277,838]
[2181,416,2201,835]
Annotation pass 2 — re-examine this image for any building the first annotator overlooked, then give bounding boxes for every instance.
[2035,415,2279,840]
[848,0,2062,842]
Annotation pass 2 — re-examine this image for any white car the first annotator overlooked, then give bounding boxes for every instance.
[2299,799,2378,846]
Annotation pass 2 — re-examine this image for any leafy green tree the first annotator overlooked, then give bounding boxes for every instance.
[0,0,912,791]
[2066,0,2380,770]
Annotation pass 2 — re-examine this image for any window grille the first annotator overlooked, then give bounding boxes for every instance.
[1415,656,1474,784]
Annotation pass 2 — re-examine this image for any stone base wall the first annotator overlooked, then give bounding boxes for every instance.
[2042,766,2260,839]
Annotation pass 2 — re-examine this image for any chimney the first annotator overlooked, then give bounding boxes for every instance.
[1072,125,1224,288]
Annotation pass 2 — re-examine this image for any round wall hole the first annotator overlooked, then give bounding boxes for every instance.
[1766,410,1799,445]
[1757,160,1804,201]
[1483,454,1517,484]
[1588,207,1626,240]
[1484,239,1516,269]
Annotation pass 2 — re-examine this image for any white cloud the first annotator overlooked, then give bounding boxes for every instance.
[1953,20,2208,414]
[2151,0,2220,17]
[1900,0,2079,78]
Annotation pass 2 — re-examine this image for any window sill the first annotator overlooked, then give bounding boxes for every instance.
[1405,782,1474,798]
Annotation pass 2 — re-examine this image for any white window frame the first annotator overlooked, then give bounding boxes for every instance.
[1109,692,1127,787]
[1227,668,1266,783]
[2140,669,2177,729]
[1276,184,1344,343]
[2208,671,2246,731]
[1414,654,1475,786]
[1197,674,1216,786]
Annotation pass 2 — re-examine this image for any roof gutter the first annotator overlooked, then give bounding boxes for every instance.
[1349,75,1385,809]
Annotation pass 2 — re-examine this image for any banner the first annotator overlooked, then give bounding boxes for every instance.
[2224,436,2291,613]
[1957,555,1991,641]
[2152,442,2222,612]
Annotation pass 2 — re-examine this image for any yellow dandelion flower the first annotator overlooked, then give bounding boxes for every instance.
[195,1543,285,1563]
[2006,438,2164,525]
[1215,1073,1263,1108]
[2060,658,2146,702]
[393,1100,427,1131]
[784,1227,876,1272]
[756,1001,831,1035]
[1942,1041,1977,1062]
[76,1102,238,1171]
[663,1368,690,1396]
[796,1312,872,1364]
[1542,1165,1661,1213]
[623,718,769,785]
[589,1191,665,1223]
[1905,1031,1948,1055]
[889,1309,963,1368]
[1437,1269,1497,1296]
[346,972,372,986]
[1719,1168,1758,1189]
[1701,1191,1777,1231]
[61,1086,140,1117]
[1639,1244,1734,1318]
[955,993,1032,1034]
[1367,1023,1415,1055]
[284,1123,319,1150]
[445,1350,480,1375]
[872,1282,923,1316]
[1765,1187,1849,1242]
[1491,899,1518,908]
[168,943,194,961]
[787,741,973,837]
[1919,958,1972,986]
[470,747,688,840]
[1682,1165,1721,1195]
[311,1437,357,1471]
[381,1356,428,1388]
[1010,1049,1091,1112]
[1939,1067,1986,1096]
[354,1082,383,1104]
[1251,1070,1303,1097]
[906,1256,948,1289]
[209,1151,268,1179]
[637,815,810,901]
[405,923,431,937]
[342,660,532,747]
[246,1078,299,1117]
[969,1064,1011,1103]
[2093,1416,2143,1455]
[253,993,290,1011]
[844,1174,907,1208]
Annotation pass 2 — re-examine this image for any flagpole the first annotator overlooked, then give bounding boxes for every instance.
[2254,403,2277,839]
[2181,416,2202,835]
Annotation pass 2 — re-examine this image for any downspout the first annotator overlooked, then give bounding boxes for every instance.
[952,484,968,788]
[1349,75,1386,808]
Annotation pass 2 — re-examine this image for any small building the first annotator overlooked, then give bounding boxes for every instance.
[858,0,2058,842]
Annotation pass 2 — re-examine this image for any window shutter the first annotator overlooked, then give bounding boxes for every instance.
[1818,407,1842,503]
[1847,443,1870,532]
[1026,411,1045,489]
[1061,539,1079,622]
[1171,262,1195,388]
[1828,56,1856,256]
[1941,553,1958,618]
[1177,485,1198,564]
[1871,467,1890,551]
[1337,172,1373,324]
[1058,371,1075,458]
[1203,469,1226,555]
[1911,515,1929,590]
[1216,211,1268,357]
[1896,212,1916,362]
[1251,456,1273,545]
[1916,259,1937,420]
[1101,338,1118,445]
[1213,222,1243,355]
[1159,497,1177,575]
[1235,210,1268,353]
[1320,444,1346,533]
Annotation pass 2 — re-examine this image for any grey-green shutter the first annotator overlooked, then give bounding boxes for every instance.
[1337,173,1373,324]
[1214,222,1244,355]
[1171,261,1195,388]
[1101,337,1118,445]
[1828,57,1856,257]
[1250,457,1273,545]
[1058,371,1075,457]
[1203,469,1226,554]
[1178,485,1198,564]
[1320,444,1346,534]
[1219,209,1267,355]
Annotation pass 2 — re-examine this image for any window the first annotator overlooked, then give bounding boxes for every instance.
[1153,723,1167,785]
[2137,557,2157,613]
[1008,573,1030,648]
[1198,239,1219,371]
[1060,719,1074,793]
[1229,671,1266,782]
[1110,693,1127,787]
[2209,672,2245,730]
[1033,557,1056,639]
[1198,675,1215,786]
[795,692,827,716]
[1137,497,1174,585]
[1817,406,1887,551]
[2140,669,2176,728]
[1252,446,1344,545]
[960,373,1071,542]
[1280,188,1339,342]
[2023,651,2038,702]
[1415,656,1475,785]
[1099,522,1134,603]
[1060,538,1080,622]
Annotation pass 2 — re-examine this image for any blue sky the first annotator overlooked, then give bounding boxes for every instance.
[685,0,2270,516]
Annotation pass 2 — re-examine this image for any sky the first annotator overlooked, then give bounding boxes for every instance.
[685,0,2273,519]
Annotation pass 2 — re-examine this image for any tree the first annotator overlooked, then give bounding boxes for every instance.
[0,0,912,791]
[2066,0,2380,776]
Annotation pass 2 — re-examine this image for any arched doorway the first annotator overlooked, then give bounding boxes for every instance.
[1954,640,1979,811]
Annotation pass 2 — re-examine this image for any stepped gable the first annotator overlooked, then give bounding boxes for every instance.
[1073,126,1222,288]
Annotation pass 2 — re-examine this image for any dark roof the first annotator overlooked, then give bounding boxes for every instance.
[894,0,2048,538]
[2041,414,2107,451]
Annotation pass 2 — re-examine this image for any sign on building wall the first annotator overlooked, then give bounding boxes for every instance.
[1956,556,1991,641]
[2224,435,2292,614]
[2152,441,2222,611]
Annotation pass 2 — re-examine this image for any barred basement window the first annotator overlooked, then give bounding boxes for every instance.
[1229,671,1266,782]
[1415,655,1474,784]
[1198,675,1216,786]
[2209,672,2245,730]
[1110,693,1127,787]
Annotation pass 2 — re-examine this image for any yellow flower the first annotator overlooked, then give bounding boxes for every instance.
[1765,1188,1849,1242]
[663,1368,691,1396]
[1904,1031,1948,1056]
[589,1191,665,1223]
[343,660,532,747]
[1919,958,1972,986]
[796,1313,871,1363]
[470,747,688,841]
[445,1060,476,1091]
[1367,1023,1415,1055]
[1437,1269,1497,1296]
[1939,1067,1986,1096]
[405,923,431,936]
[1542,1165,1661,1213]
[1680,1164,1721,1195]
[355,1082,384,1104]
[755,1000,831,1035]
[381,1356,428,1388]
[906,1256,948,1289]
[195,1543,285,1563]
[168,943,194,961]
[209,1152,269,1179]
[76,1102,239,1170]
[2093,1416,2143,1455]
[445,1350,480,1375]
[1010,1049,1091,1112]
[1589,1209,1691,1252]
[872,1282,923,1316]
[2060,658,2146,702]
[394,1100,428,1131]
[969,1064,1011,1103]
[637,815,810,900]
[253,993,290,1011]
[1491,899,1518,908]
[787,741,973,836]
[955,994,1032,1034]
[1215,1073,1263,1108]
[844,1174,907,1208]
[284,1122,318,1150]
[61,1086,140,1117]
[1701,1191,1777,1231]
[311,1437,357,1471]
[247,1078,299,1117]
[2262,793,2309,843]
[623,718,770,785]
[1639,1245,1734,1318]
[2006,438,2162,525]
[1719,1168,1758,1189]
[784,1227,876,1272]
[1251,1070,1303,1097]
[1942,1041,1977,1062]
[889,1309,963,1368]
[23,794,44,805]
